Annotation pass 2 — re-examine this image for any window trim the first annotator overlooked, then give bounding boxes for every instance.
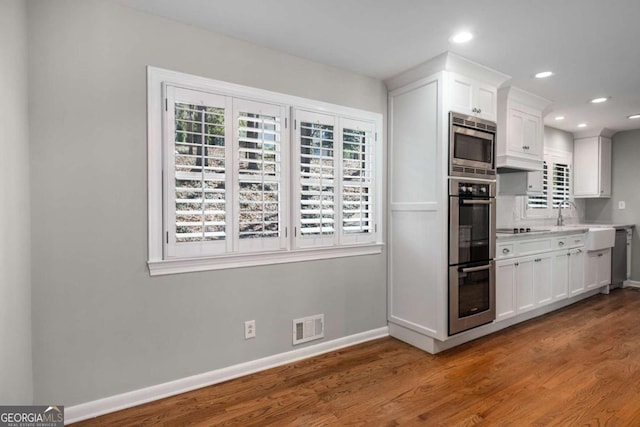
[147,67,383,276]
[523,148,574,219]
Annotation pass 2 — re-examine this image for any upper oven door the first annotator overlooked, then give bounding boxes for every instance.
[450,125,495,170]
[449,195,496,265]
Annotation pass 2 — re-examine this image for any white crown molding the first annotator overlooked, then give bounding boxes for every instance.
[65,326,389,424]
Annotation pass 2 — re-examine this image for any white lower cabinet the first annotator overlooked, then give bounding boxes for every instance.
[515,256,535,312]
[496,240,586,322]
[552,250,569,299]
[534,254,553,306]
[555,247,587,297]
[585,249,611,289]
[496,252,553,321]
[496,261,517,321]
[569,248,586,296]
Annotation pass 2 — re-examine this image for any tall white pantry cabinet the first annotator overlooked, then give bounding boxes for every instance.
[385,52,509,353]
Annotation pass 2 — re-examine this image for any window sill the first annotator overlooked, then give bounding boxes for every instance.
[148,243,384,276]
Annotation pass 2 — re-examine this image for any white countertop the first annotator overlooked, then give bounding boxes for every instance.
[496,223,635,241]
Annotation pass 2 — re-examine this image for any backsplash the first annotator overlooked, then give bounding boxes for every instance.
[496,194,586,229]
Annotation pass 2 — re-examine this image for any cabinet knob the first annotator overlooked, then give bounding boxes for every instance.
[503,248,510,254]
[559,241,565,246]
[598,253,603,257]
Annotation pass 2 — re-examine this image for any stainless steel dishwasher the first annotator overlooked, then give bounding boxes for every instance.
[611,229,628,289]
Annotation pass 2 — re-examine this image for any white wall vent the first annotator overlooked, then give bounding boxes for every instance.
[292,314,324,345]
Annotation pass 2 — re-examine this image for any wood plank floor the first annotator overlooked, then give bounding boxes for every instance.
[73,288,640,426]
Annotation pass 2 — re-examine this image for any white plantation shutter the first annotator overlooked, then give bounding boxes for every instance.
[551,162,571,208]
[294,110,337,247]
[527,161,548,210]
[234,99,287,252]
[340,118,376,244]
[151,70,381,271]
[165,86,232,258]
[525,151,573,219]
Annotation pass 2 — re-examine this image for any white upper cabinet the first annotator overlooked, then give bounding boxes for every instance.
[573,136,611,198]
[448,72,497,121]
[496,86,551,171]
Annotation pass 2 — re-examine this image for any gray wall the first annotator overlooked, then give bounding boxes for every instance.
[585,129,640,279]
[28,0,387,405]
[0,0,33,404]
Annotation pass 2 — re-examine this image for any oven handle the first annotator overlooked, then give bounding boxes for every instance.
[460,264,492,273]
[461,199,492,205]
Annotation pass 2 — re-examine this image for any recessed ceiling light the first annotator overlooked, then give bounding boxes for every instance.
[628,114,640,119]
[577,123,587,128]
[450,31,474,44]
[555,116,565,121]
[590,97,609,104]
[534,71,554,79]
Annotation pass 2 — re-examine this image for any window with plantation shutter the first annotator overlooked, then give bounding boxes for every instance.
[295,111,337,247]
[293,111,377,248]
[341,119,375,244]
[166,86,231,258]
[527,161,548,210]
[525,150,573,219]
[148,68,382,275]
[551,162,570,208]
[234,99,287,252]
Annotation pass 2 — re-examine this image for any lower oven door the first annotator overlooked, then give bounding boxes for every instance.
[449,261,496,335]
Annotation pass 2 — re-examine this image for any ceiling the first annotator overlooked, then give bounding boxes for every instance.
[115,0,640,135]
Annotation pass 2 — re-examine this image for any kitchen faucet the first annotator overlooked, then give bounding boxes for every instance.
[557,199,577,226]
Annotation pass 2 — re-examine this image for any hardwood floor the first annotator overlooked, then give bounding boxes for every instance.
[73,288,640,426]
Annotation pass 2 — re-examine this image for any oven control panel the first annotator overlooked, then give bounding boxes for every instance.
[456,182,492,197]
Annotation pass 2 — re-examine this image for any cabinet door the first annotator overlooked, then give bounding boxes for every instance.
[569,249,585,296]
[596,249,611,286]
[599,137,612,197]
[516,257,535,312]
[448,73,497,121]
[449,73,474,116]
[534,254,553,306]
[507,107,540,159]
[496,259,517,321]
[522,112,542,157]
[573,137,598,197]
[475,83,497,121]
[552,250,569,300]
[585,251,599,289]
[574,136,611,198]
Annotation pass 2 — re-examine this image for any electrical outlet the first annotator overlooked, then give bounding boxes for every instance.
[619,201,626,210]
[244,320,256,339]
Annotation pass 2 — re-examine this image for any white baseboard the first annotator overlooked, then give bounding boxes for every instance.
[65,326,389,424]
[624,280,640,288]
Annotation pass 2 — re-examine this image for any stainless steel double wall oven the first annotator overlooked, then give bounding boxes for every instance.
[448,112,497,335]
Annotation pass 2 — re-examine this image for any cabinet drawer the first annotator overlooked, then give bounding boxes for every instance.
[497,242,515,259]
[555,234,584,249]
[517,238,552,256]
